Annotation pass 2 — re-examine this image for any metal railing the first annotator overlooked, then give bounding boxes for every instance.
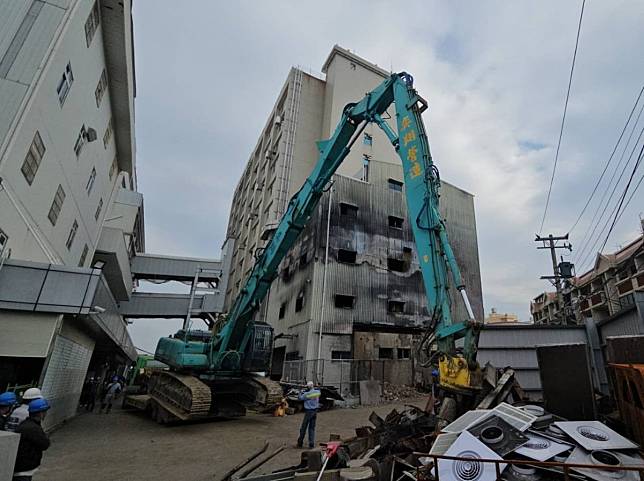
[282,358,389,397]
[422,453,644,481]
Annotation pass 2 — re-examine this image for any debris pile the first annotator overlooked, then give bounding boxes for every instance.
[233,400,643,481]
[381,383,426,402]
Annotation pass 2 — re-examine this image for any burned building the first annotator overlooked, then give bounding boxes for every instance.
[221,46,483,383]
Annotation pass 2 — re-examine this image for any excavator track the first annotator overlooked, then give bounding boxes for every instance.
[148,372,212,420]
[248,375,284,408]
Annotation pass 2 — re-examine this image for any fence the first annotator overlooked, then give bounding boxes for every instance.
[282,359,388,398]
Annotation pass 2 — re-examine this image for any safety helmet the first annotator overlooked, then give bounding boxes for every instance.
[28,398,50,413]
[22,387,43,400]
[0,391,17,406]
[111,376,119,382]
[306,381,314,388]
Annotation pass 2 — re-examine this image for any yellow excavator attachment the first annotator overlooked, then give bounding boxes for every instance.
[439,354,482,393]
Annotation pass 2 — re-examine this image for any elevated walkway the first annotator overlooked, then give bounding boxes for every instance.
[130,253,223,282]
[119,292,222,320]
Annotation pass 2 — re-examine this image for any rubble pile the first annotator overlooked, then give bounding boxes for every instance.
[381,383,426,402]
[233,400,643,481]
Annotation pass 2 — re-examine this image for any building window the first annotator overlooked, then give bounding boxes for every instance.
[285,351,300,361]
[388,179,403,192]
[56,62,74,106]
[388,216,404,229]
[279,302,287,319]
[85,1,100,47]
[363,133,373,146]
[332,350,352,361]
[78,244,89,267]
[95,69,108,107]
[74,125,87,157]
[20,131,46,185]
[295,291,304,312]
[378,347,393,359]
[66,220,78,250]
[387,258,405,272]
[86,167,97,194]
[338,249,357,264]
[103,118,113,148]
[388,300,405,313]
[340,203,358,218]
[0,228,8,252]
[299,251,308,270]
[334,294,355,309]
[397,348,411,360]
[109,156,118,180]
[47,185,66,226]
[94,198,103,221]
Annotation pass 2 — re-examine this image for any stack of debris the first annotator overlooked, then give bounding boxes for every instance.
[381,383,426,403]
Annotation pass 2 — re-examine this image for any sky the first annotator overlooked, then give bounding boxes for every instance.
[128,1,644,353]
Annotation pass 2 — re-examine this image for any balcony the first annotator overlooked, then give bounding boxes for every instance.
[616,277,634,296]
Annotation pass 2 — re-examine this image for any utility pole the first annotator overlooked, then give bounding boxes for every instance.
[535,234,574,324]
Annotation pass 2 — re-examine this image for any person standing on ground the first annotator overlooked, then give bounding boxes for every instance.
[99,376,122,413]
[297,381,321,449]
[0,391,17,430]
[13,398,51,481]
[5,388,42,432]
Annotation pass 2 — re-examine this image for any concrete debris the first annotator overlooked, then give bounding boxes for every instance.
[381,382,425,402]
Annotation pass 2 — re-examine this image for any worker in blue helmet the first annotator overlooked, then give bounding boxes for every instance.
[0,391,17,430]
[13,398,51,481]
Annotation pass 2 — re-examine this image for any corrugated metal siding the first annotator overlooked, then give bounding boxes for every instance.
[478,325,588,399]
[41,332,94,430]
[598,308,644,339]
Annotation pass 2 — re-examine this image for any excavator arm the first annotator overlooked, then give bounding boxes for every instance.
[212,72,481,391]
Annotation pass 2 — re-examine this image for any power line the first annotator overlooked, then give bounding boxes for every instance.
[539,0,587,234]
[573,115,644,264]
[569,85,644,234]
[576,139,644,270]
[597,142,644,253]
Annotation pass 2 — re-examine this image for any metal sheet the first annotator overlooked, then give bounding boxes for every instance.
[429,432,459,455]
[467,415,529,456]
[565,446,643,481]
[555,421,639,451]
[491,403,537,432]
[443,410,491,434]
[513,432,573,462]
[439,431,506,481]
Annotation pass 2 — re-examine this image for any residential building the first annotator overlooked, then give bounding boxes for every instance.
[222,46,484,383]
[531,227,644,325]
[484,308,521,324]
[0,0,141,429]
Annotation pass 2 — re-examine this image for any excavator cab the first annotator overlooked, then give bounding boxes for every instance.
[241,322,274,373]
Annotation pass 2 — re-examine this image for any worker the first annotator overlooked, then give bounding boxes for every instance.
[13,398,51,481]
[0,391,17,430]
[5,388,42,432]
[99,376,122,413]
[296,381,321,449]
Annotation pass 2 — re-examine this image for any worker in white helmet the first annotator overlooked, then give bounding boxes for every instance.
[5,388,42,432]
[296,380,321,449]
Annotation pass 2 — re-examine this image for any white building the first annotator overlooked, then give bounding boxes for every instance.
[0,0,141,428]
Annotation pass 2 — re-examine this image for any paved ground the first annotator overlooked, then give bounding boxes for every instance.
[37,398,425,481]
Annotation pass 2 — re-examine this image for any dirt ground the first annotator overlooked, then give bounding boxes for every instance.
[37,398,426,481]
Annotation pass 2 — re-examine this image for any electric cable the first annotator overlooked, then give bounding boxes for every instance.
[569,85,644,234]
[539,0,587,233]
[574,117,644,264]
[577,140,644,270]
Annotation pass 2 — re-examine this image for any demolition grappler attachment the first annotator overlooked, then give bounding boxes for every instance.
[439,354,482,394]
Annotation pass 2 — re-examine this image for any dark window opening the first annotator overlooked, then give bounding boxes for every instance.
[398,348,411,360]
[387,258,405,272]
[338,249,357,264]
[389,216,404,229]
[388,300,405,313]
[282,265,292,282]
[279,302,287,319]
[332,350,352,361]
[335,294,355,309]
[285,351,300,361]
[363,133,373,145]
[379,347,394,359]
[295,292,304,312]
[388,179,403,191]
[340,203,358,217]
[403,247,412,254]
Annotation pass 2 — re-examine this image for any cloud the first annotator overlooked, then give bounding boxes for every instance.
[129,1,644,351]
